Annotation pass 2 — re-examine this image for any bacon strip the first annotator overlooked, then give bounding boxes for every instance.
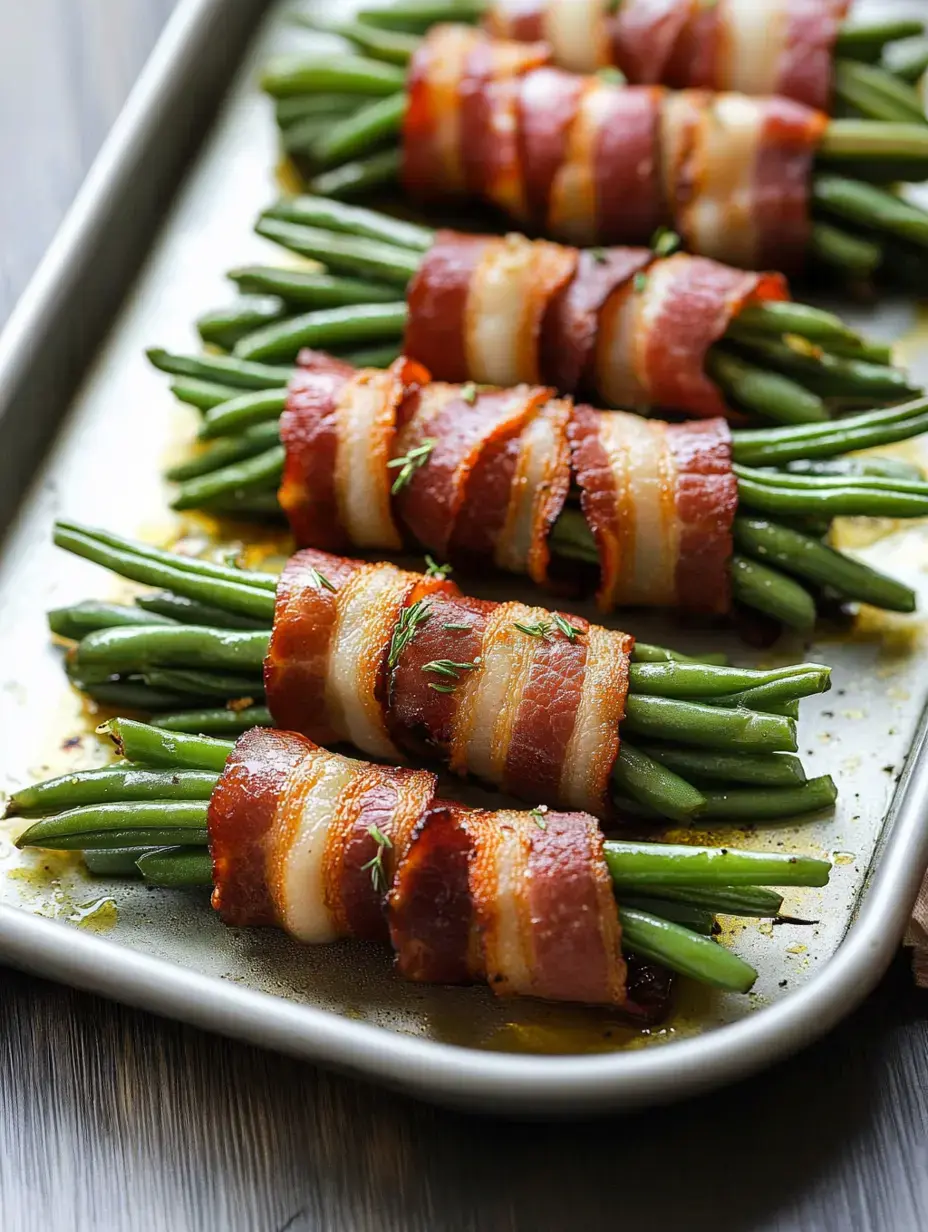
[569,405,737,612]
[208,728,437,943]
[279,353,428,552]
[265,550,634,813]
[487,0,847,110]
[390,804,627,1005]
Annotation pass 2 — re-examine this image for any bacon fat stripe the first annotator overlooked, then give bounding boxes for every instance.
[569,405,738,613]
[400,25,825,273]
[207,729,633,1008]
[264,549,635,815]
[484,0,849,111]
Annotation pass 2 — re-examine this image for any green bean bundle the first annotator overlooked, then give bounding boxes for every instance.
[10,718,833,999]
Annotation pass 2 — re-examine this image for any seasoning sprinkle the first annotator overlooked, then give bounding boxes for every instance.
[514,619,552,639]
[443,622,471,631]
[634,271,649,293]
[362,824,393,894]
[424,555,453,579]
[307,566,336,593]
[387,599,431,669]
[429,682,457,694]
[422,659,480,679]
[387,438,436,494]
[651,227,681,258]
[530,805,549,830]
[460,382,478,404]
[552,613,582,642]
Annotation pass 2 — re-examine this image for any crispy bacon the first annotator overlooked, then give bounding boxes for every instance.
[263,548,635,812]
[486,0,847,110]
[402,27,825,273]
[390,804,626,1005]
[569,405,738,613]
[208,730,656,1009]
[208,727,437,942]
[279,353,428,551]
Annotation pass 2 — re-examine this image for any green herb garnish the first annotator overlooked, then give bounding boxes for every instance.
[362,824,393,894]
[387,438,436,494]
[387,599,431,669]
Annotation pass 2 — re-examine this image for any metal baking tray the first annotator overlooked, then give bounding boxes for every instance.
[2,0,928,1116]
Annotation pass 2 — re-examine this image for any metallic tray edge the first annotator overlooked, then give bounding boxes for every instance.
[1,0,927,1117]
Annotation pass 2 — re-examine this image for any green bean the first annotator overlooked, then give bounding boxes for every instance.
[48,601,173,640]
[136,847,214,888]
[7,767,219,817]
[308,148,402,199]
[313,91,407,166]
[785,456,925,481]
[83,848,154,876]
[885,39,928,84]
[707,349,829,424]
[701,775,838,821]
[197,391,287,440]
[169,377,240,410]
[821,338,894,364]
[622,695,797,753]
[204,494,285,519]
[275,94,365,127]
[282,116,345,158]
[356,2,484,31]
[233,302,407,364]
[735,301,861,345]
[611,742,706,823]
[636,746,807,788]
[69,679,197,711]
[100,718,233,771]
[228,264,400,307]
[809,221,884,278]
[297,15,420,64]
[73,626,269,675]
[17,802,211,849]
[628,661,829,699]
[814,174,928,247]
[197,298,288,350]
[737,463,928,497]
[262,194,433,251]
[603,840,831,887]
[707,674,830,714]
[165,422,282,481]
[256,217,416,286]
[728,336,916,400]
[618,907,757,992]
[172,446,284,511]
[830,65,928,125]
[730,398,928,466]
[734,517,916,612]
[261,54,406,98]
[151,706,273,734]
[633,883,785,918]
[141,669,263,700]
[735,474,928,518]
[836,20,925,57]
[54,524,277,620]
[45,829,211,851]
[147,348,292,390]
[631,643,729,667]
[341,342,402,368]
[620,898,716,935]
[136,592,267,631]
[730,555,817,631]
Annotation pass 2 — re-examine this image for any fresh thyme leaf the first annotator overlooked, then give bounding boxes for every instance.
[634,271,649,293]
[443,622,471,631]
[514,619,552,639]
[362,823,393,894]
[307,566,337,593]
[552,613,582,642]
[589,247,608,265]
[429,682,457,694]
[387,598,431,669]
[460,382,478,405]
[530,805,549,831]
[596,66,626,85]
[422,659,479,679]
[387,437,437,494]
[651,227,681,258]
[424,555,453,579]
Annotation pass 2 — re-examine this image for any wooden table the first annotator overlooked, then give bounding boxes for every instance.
[3,5,928,1228]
